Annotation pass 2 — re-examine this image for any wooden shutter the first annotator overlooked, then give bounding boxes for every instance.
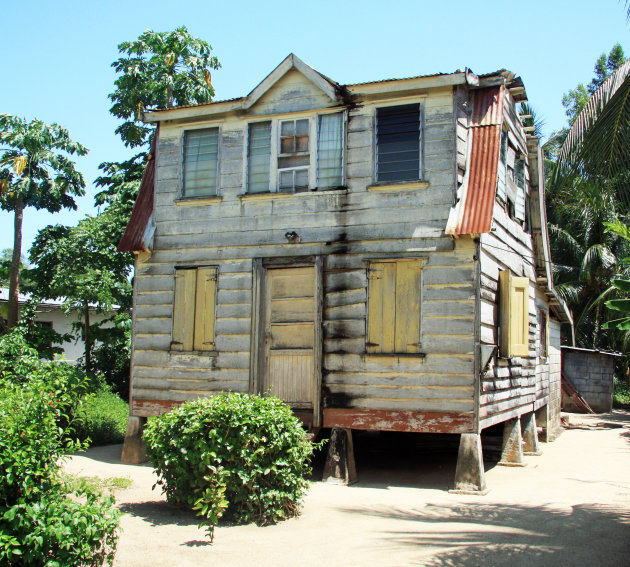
[367,260,423,354]
[376,104,421,183]
[194,268,217,351]
[172,268,197,351]
[499,271,530,357]
[395,260,422,353]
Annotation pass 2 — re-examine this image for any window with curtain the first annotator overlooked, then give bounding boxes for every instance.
[247,122,271,193]
[317,113,343,188]
[376,103,421,183]
[183,128,219,197]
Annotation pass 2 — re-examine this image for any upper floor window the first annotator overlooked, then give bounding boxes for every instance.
[247,112,344,194]
[183,128,219,198]
[376,103,422,183]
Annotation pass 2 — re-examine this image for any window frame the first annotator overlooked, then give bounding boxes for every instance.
[245,109,346,194]
[366,257,427,355]
[170,265,218,353]
[374,101,424,185]
[181,125,222,199]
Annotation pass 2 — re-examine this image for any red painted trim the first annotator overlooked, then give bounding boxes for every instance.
[131,399,183,417]
[323,409,474,433]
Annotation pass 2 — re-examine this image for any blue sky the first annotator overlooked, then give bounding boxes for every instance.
[1,0,628,255]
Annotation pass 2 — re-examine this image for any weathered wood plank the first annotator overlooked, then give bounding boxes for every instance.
[323,409,474,433]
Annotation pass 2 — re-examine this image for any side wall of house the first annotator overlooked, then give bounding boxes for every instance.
[129,77,477,432]
[477,89,552,429]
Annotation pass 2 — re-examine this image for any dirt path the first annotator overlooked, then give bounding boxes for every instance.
[64,412,630,567]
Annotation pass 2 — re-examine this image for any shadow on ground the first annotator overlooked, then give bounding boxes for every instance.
[312,429,503,491]
[337,502,630,566]
[118,501,198,528]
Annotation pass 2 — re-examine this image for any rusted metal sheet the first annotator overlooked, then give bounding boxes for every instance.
[451,86,504,235]
[131,398,183,417]
[323,408,474,433]
[118,135,157,253]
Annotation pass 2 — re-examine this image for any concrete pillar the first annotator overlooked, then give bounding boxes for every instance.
[535,405,549,443]
[121,416,148,464]
[522,412,542,455]
[498,417,526,467]
[322,428,357,485]
[450,433,488,494]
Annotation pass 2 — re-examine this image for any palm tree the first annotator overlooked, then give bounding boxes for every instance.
[558,57,630,202]
[0,115,87,329]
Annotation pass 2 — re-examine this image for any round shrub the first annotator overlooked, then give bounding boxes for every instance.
[143,393,316,535]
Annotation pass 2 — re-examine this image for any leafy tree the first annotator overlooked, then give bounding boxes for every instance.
[546,45,630,351]
[27,207,132,375]
[0,115,87,329]
[109,26,220,148]
[0,248,29,288]
[558,45,630,190]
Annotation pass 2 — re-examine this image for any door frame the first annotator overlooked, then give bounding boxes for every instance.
[250,255,323,427]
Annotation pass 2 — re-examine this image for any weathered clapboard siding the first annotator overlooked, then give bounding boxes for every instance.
[478,129,552,428]
[310,235,475,414]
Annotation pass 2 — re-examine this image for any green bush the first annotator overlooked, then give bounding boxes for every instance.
[0,329,120,565]
[143,393,316,540]
[613,377,630,409]
[77,389,129,446]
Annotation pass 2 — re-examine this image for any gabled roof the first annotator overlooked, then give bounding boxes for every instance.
[242,53,343,110]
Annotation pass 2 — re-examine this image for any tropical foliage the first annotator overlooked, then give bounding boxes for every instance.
[0,115,87,329]
[546,44,630,355]
[109,26,220,148]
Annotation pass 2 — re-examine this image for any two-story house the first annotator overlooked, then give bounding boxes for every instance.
[119,55,572,492]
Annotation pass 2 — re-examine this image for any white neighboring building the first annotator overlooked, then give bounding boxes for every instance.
[0,288,114,362]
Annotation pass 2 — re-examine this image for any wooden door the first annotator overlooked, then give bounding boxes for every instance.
[263,266,316,408]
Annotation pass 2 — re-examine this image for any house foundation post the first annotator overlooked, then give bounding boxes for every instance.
[322,428,357,485]
[522,412,542,455]
[498,417,526,466]
[121,416,148,464]
[535,405,549,442]
[450,433,488,494]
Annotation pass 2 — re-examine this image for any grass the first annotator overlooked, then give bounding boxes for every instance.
[66,474,132,493]
[76,389,129,446]
[613,377,630,409]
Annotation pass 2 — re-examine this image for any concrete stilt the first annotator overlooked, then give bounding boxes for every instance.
[121,416,148,464]
[522,412,542,455]
[535,405,549,442]
[498,417,526,467]
[322,428,357,485]
[450,433,488,494]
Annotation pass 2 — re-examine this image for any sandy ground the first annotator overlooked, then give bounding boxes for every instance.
[63,411,630,567]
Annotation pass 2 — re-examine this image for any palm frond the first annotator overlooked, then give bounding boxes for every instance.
[559,58,630,183]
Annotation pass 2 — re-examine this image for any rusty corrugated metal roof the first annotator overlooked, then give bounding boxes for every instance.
[118,135,157,253]
[452,86,504,235]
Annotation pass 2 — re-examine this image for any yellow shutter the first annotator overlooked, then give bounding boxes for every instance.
[194,268,217,351]
[172,268,197,351]
[499,271,530,357]
[368,259,423,354]
[395,260,422,353]
[367,263,385,353]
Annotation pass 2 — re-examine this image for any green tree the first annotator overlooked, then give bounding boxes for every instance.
[0,248,29,288]
[546,45,630,351]
[27,207,132,375]
[0,115,87,329]
[109,26,220,148]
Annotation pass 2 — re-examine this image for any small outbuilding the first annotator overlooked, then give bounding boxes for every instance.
[561,346,622,414]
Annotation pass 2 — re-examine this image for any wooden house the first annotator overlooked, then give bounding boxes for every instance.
[119,55,572,491]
